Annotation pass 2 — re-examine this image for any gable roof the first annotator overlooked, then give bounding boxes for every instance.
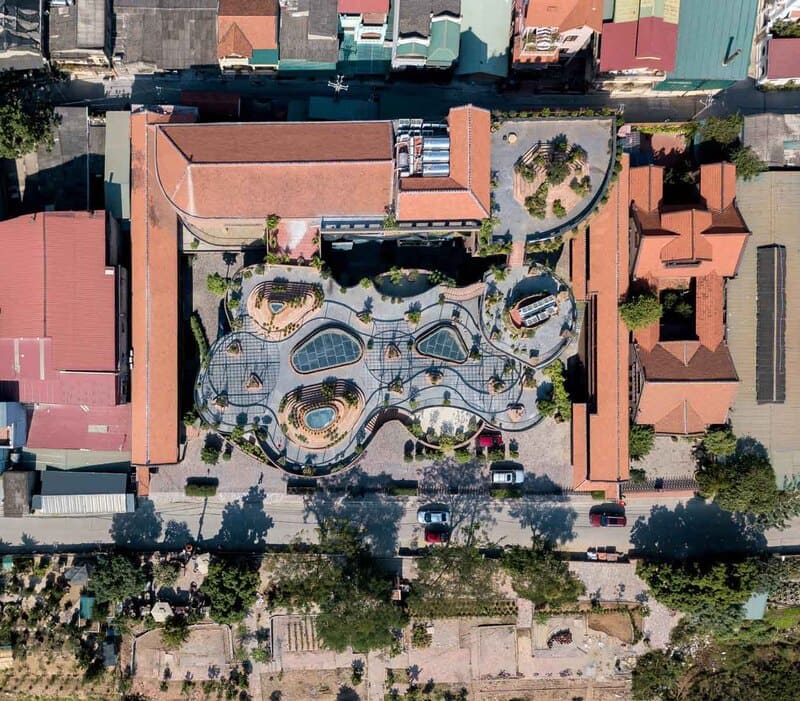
[279,0,339,63]
[338,0,389,13]
[0,212,117,374]
[154,121,395,220]
[599,17,678,72]
[396,105,491,222]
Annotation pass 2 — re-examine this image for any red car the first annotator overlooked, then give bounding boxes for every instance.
[424,527,451,544]
[476,433,503,449]
[590,513,627,527]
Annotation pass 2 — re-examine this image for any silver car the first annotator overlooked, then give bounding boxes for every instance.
[417,506,450,525]
[491,468,525,484]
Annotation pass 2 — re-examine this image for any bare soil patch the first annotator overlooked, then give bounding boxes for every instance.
[260,668,361,701]
[587,611,634,644]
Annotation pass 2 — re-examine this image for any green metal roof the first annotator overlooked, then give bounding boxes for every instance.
[668,0,758,82]
[456,0,511,78]
[278,59,338,72]
[427,17,460,67]
[338,36,391,75]
[250,48,279,66]
[396,41,428,58]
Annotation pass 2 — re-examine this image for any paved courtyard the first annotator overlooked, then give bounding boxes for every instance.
[491,118,614,241]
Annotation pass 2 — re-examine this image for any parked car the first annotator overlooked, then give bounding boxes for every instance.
[476,432,503,449]
[589,512,627,527]
[417,506,450,525]
[424,527,451,544]
[491,467,524,484]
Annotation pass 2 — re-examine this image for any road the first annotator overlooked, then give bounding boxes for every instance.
[52,71,800,123]
[1,492,798,557]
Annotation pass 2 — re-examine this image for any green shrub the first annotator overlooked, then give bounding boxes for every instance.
[200,444,220,466]
[525,182,549,219]
[411,624,432,648]
[552,199,566,218]
[206,272,228,296]
[185,478,218,497]
[190,312,209,362]
[619,291,662,330]
[702,426,737,457]
[629,424,655,461]
[538,360,571,422]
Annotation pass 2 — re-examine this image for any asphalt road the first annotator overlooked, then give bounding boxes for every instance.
[1,493,798,557]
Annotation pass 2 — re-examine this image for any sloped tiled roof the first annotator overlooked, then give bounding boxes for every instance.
[154,121,395,220]
[338,0,389,13]
[217,0,279,59]
[599,17,678,72]
[525,0,602,32]
[396,105,490,222]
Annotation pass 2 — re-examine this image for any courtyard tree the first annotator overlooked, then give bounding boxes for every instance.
[206,272,228,296]
[698,114,744,146]
[629,424,655,461]
[731,145,767,181]
[536,360,571,422]
[316,590,406,653]
[619,290,662,330]
[161,615,190,650]
[201,556,260,624]
[501,544,584,608]
[0,71,60,158]
[92,554,145,605]
[701,425,737,458]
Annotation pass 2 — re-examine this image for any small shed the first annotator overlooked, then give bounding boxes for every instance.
[32,471,134,515]
[64,565,90,588]
[150,601,173,624]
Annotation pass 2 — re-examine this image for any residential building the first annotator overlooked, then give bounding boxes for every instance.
[278,0,339,72]
[742,113,800,167]
[570,155,631,498]
[0,211,131,453]
[628,163,749,434]
[0,0,45,71]
[47,0,110,70]
[598,0,680,87]
[656,0,758,91]
[337,0,393,74]
[512,0,601,69]
[111,0,217,72]
[392,0,462,70]
[456,0,512,80]
[2,471,35,516]
[217,0,280,70]
[0,402,26,470]
[31,470,134,515]
[728,171,800,484]
[754,0,800,85]
[130,104,489,470]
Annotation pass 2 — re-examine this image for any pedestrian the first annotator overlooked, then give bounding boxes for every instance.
[258,472,263,485]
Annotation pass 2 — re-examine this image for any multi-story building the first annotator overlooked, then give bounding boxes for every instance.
[392,0,462,70]
[338,0,393,74]
[754,0,800,86]
[217,0,280,70]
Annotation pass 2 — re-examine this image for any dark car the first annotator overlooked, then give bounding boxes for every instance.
[590,513,627,527]
[424,527,451,544]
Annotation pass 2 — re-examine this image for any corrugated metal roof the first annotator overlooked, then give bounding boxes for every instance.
[40,470,128,496]
[756,245,786,403]
[668,0,758,82]
[105,112,132,223]
[36,493,134,514]
[456,0,511,78]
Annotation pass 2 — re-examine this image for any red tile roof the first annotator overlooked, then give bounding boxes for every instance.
[599,17,678,72]
[700,162,736,212]
[571,153,630,490]
[396,105,491,222]
[766,38,800,80]
[0,211,118,374]
[27,404,132,451]
[217,0,279,59]
[525,0,602,32]
[338,0,389,13]
[155,121,395,220]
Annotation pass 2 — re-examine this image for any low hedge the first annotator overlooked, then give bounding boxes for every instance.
[185,478,219,497]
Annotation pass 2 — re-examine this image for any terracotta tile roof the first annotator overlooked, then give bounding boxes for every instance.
[27,404,131,451]
[155,121,395,220]
[525,0,602,32]
[338,0,389,13]
[629,164,662,212]
[637,341,738,381]
[694,272,724,349]
[0,211,118,373]
[700,162,736,212]
[766,37,800,80]
[217,0,279,58]
[636,380,738,433]
[571,154,630,489]
[397,105,491,222]
[131,108,194,467]
[599,17,678,72]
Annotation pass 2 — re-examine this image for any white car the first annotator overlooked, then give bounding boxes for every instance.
[417,506,450,525]
[491,468,525,484]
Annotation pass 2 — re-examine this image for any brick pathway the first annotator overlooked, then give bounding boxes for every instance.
[509,240,526,269]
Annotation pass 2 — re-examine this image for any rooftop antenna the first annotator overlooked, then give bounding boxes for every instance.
[327,74,349,100]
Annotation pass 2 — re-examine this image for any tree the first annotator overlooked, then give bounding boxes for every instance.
[632,650,683,701]
[537,360,571,422]
[636,557,763,616]
[552,199,566,218]
[206,273,228,296]
[201,441,220,466]
[0,71,60,159]
[731,145,767,181]
[619,291,662,330]
[502,545,585,608]
[699,114,744,146]
[771,19,800,38]
[161,615,190,650]
[91,555,145,604]
[201,556,260,624]
[316,591,406,653]
[629,424,655,461]
[701,426,737,458]
[153,560,181,588]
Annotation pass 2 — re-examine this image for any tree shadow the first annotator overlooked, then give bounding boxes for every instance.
[110,498,163,549]
[507,497,577,547]
[420,457,496,546]
[303,467,404,557]
[163,520,193,549]
[206,486,274,552]
[336,687,360,701]
[629,498,767,559]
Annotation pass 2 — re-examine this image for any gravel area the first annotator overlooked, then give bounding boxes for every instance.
[634,436,698,480]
